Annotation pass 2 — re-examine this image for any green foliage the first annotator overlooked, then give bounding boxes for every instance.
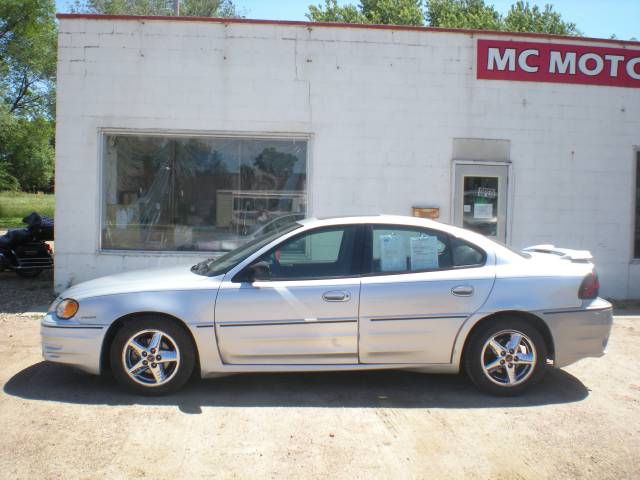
[361,0,424,25]
[0,1,56,193]
[503,1,581,36]
[0,0,56,119]
[307,0,424,26]
[0,191,55,228]
[71,0,240,17]
[309,0,582,36]
[0,162,20,191]
[0,116,54,191]
[307,0,367,23]
[426,0,501,30]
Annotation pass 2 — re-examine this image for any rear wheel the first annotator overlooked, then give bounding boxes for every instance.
[110,316,196,395]
[464,317,547,396]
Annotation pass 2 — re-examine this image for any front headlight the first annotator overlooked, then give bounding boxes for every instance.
[55,299,79,320]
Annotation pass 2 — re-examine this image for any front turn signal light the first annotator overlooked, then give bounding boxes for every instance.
[56,299,79,319]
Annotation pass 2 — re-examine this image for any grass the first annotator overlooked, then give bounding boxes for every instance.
[0,191,54,229]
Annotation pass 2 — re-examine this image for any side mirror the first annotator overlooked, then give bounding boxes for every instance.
[246,261,271,282]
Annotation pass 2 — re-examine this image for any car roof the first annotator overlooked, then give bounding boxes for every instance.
[296,214,502,255]
[300,214,451,230]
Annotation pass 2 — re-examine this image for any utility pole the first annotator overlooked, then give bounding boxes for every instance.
[173,0,180,15]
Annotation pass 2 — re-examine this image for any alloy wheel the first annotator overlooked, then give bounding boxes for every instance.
[481,329,537,387]
[122,329,181,387]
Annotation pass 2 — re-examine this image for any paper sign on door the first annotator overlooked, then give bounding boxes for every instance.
[410,236,439,270]
[474,203,493,219]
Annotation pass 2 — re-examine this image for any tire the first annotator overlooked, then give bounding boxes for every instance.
[110,315,196,395]
[464,316,548,396]
[16,268,43,278]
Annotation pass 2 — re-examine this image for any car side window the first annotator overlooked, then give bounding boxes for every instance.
[258,226,359,280]
[370,226,452,274]
[451,237,486,267]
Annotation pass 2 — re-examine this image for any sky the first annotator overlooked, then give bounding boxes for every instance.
[55,0,639,41]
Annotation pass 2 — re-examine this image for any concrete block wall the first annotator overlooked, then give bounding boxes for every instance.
[55,17,640,297]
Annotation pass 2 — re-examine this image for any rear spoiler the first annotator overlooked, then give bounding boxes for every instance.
[522,244,593,263]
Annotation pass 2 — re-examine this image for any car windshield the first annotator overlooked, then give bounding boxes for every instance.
[191,223,302,277]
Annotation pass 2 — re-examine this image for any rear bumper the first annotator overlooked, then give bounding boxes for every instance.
[541,298,613,368]
[40,313,105,375]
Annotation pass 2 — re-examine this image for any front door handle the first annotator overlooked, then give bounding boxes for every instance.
[322,291,351,302]
[451,285,474,296]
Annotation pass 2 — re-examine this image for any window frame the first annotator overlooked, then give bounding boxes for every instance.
[634,149,640,260]
[361,224,487,277]
[97,129,312,255]
[234,224,366,282]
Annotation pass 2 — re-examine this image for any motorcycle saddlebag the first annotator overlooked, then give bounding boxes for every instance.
[15,241,49,259]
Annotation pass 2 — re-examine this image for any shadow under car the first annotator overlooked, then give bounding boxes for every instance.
[4,361,589,414]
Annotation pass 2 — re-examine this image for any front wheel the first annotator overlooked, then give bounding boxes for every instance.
[464,317,548,396]
[110,316,196,395]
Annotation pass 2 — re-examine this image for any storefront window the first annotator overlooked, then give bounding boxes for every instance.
[102,134,307,252]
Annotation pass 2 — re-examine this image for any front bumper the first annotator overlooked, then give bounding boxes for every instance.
[41,313,106,375]
[541,298,613,368]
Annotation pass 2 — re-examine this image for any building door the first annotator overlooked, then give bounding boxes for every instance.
[454,164,508,243]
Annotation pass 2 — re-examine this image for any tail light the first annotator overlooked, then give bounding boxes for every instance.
[45,243,52,254]
[578,270,600,299]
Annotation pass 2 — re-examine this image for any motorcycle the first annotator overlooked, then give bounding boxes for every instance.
[0,212,54,278]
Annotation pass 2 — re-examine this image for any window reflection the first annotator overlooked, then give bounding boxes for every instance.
[462,176,498,238]
[102,135,307,252]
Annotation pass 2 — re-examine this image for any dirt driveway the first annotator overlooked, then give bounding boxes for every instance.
[0,271,638,479]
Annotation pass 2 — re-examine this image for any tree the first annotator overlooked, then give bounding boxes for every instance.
[71,0,240,17]
[307,0,367,23]
[0,0,56,192]
[307,0,424,26]
[0,0,56,119]
[1,117,54,191]
[425,0,501,30]
[504,1,581,36]
[308,0,583,36]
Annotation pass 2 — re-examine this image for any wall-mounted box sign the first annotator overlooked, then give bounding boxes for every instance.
[412,207,440,219]
[477,39,640,88]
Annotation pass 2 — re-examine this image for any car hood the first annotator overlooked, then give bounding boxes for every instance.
[60,264,224,300]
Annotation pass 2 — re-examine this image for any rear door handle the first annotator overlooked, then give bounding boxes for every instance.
[451,285,474,296]
[322,291,351,302]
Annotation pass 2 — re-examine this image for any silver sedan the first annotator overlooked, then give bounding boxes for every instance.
[42,216,613,396]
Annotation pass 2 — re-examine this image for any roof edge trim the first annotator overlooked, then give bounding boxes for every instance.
[56,13,640,48]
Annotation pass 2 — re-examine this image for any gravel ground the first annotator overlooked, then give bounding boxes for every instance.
[0,269,55,315]
[0,273,639,479]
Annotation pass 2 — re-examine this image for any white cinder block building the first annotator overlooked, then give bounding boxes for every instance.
[55,14,640,298]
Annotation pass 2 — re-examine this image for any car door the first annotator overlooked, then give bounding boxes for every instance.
[359,224,495,364]
[215,225,364,364]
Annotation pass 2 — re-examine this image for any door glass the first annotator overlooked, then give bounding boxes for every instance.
[259,226,358,280]
[462,176,499,237]
[370,227,451,274]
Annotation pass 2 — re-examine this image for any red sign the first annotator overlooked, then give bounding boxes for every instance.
[477,39,640,88]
